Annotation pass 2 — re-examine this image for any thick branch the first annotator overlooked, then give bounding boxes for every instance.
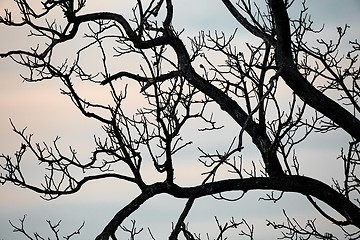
[221,0,275,45]
[168,34,284,176]
[269,0,360,140]
[167,176,360,228]
[96,175,360,239]
[75,12,170,49]
[169,197,195,240]
[95,183,164,240]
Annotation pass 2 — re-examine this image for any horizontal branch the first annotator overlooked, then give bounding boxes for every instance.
[96,175,360,240]
[100,70,180,85]
[1,173,137,199]
[168,176,360,228]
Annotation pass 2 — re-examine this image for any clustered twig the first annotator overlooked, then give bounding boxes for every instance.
[9,215,84,240]
[267,210,338,240]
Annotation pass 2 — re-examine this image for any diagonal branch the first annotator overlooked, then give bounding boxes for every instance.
[168,33,285,177]
[269,0,360,141]
[221,0,275,45]
[95,183,164,240]
[169,197,195,240]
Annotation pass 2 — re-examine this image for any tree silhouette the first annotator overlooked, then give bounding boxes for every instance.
[1,0,359,239]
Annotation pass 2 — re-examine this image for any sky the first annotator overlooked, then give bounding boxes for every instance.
[0,0,359,239]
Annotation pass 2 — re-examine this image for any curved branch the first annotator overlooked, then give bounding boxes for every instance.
[95,175,360,240]
[168,176,360,228]
[306,195,349,226]
[1,173,136,199]
[269,0,360,141]
[74,12,170,49]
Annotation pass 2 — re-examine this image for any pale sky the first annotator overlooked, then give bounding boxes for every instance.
[0,0,359,239]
